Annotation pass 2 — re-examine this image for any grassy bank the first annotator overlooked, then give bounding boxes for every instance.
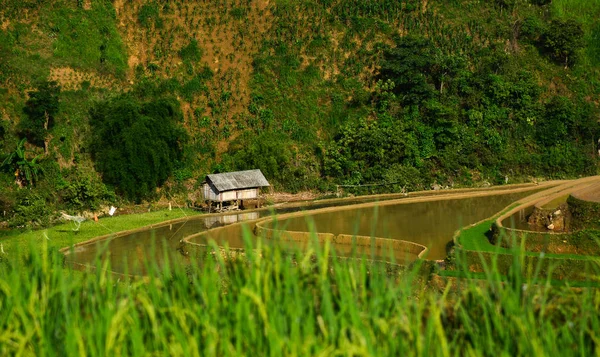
[456,217,599,261]
[453,216,600,281]
[1,231,599,355]
[0,208,199,263]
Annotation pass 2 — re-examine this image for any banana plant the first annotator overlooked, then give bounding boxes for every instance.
[1,138,42,187]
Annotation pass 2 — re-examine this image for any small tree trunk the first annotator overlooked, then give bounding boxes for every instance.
[44,111,49,155]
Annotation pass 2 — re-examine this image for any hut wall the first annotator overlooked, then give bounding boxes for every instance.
[221,191,237,202]
[203,183,220,201]
[237,188,259,200]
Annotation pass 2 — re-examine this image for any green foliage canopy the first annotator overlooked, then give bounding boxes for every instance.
[541,19,585,67]
[378,36,440,106]
[19,80,60,148]
[90,95,187,202]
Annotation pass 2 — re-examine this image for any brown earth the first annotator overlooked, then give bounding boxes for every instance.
[48,67,117,90]
[570,181,600,202]
[496,176,600,229]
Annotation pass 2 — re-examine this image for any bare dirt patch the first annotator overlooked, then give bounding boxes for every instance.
[113,0,274,155]
[49,67,117,90]
[1,18,10,30]
[266,191,326,203]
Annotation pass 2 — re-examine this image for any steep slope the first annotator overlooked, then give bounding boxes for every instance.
[0,0,599,225]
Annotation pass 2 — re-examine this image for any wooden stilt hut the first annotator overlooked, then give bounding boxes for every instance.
[202,169,270,211]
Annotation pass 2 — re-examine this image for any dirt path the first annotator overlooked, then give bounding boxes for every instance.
[571,181,600,202]
[495,176,600,227]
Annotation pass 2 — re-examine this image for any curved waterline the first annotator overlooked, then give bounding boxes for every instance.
[184,184,552,263]
[62,183,555,275]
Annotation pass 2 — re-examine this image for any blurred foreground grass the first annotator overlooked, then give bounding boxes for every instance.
[1,225,600,356]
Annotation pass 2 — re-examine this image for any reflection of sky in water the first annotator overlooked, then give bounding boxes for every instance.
[67,190,536,274]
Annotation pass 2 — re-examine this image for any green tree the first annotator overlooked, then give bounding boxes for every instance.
[378,36,440,106]
[536,96,575,146]
[60,167,113,212]
[325,118,414,184]
[90,95,187,202]
[541,19,585,67]
[19,80,60,152]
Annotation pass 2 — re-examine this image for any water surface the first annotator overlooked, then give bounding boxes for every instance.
[269,192,530,259]
[65,188,538,274]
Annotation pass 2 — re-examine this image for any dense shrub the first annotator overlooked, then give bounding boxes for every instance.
[90,95,187,202]
[382,164,425,192]
[18,80,60,148]
[179,39,202,63]
[541,19,585,67]
[0,118,7,141]
[60,166,114,212]
[325,118,415,185]
[137,3,162,28]
[220,131,321,192]
[9,190,53,228]
[378,36,439,106]
[0,174,16,222]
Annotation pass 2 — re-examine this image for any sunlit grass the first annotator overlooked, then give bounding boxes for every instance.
[0,208,199,263]
[1,227,600,355]
[551,0,600,29]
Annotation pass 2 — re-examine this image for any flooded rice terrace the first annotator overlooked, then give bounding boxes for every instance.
[65,188,538,275]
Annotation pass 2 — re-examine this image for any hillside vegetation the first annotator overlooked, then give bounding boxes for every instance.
[1,0,599,225]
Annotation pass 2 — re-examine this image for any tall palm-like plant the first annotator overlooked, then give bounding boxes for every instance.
[1,138,42,187]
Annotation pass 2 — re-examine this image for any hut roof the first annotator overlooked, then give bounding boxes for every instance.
[206,169,270,192]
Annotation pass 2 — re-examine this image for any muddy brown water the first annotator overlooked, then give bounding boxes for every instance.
[266,192,532,260]
[65,197,408,275]
[501,205,536,231]
[65,189,537,275]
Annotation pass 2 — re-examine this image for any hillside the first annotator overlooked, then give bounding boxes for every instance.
[0,0,599,225]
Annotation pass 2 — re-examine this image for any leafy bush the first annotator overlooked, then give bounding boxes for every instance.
[138,3,162,29]
[224,132,293,182]
[519,16,545,42]
[9,190,53,228]
[60,167,114,212]
[179,39,202,63]
[0,173,16,221]
[378,36,439,106]
[325,118,416,185]
[180,77,208,101]
[382,164,425,192]
[1,138,43,187]
[0,117,7,141]
[541,19,585,67]
[90,95,187,202]
[536,96,575,146]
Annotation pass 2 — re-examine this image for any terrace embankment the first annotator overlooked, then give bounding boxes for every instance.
[183,182,559,267]
[451,176,600,281]
[62,181,567,275]
[492,176,600,255]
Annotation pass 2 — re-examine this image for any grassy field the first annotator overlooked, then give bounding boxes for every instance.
[0,208,200,263]
[1,228,599,355]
